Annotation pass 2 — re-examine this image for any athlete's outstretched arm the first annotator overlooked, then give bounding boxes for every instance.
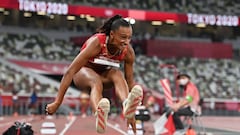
[46,36,101,115]
[123,45,137,133]
[124,44,135,91]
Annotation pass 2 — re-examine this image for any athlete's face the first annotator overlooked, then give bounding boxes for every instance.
[109,26,132,52]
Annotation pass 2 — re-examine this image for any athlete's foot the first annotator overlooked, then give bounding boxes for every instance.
[123,85,143,119]
[95,98,110,133]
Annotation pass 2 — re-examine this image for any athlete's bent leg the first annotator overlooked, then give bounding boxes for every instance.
[95,98,110,133]
[105,69,143,118]
[73,67,105,113]
[106,69,129,102]
[123,85,143,118]
[73,68,110,133]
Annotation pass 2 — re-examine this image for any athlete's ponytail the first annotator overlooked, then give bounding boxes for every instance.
[96,14,130,35]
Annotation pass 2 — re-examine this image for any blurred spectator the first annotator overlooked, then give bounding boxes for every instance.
[170,73,200,130]
[79,92,90,118]
[28,89,38,115]
[0,90,2,119]
[109,98,119,121]
[144,91,156,114]
[12,91,19,116]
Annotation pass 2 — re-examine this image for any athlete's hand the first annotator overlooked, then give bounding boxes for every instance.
[45,102,60,115]
[127,117,137,134]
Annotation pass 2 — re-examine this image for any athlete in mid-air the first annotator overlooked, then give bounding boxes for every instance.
[46,14,143,134]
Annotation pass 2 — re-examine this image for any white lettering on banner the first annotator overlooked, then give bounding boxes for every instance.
[105,10,113,16]
[36,1,47,12]
[187,13,239,26]
[18,0,68,15]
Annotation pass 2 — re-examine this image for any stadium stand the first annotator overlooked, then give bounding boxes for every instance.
[67,0,240,15]
[0,58,78,96]
[134,55,240,100]
[0,58,80,116]
[0,33,78,62]
[1,31,239,100]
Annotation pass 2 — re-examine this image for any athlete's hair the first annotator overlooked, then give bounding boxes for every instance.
[96,14,131,35]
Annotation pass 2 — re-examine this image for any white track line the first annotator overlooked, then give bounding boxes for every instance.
[59,116,128,135]
[59,116,77,135]
[107,122,128,135]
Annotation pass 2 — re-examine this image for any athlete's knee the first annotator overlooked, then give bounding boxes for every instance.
[111,68,123,74]
[90,79,103,91]
[109,69,124,79]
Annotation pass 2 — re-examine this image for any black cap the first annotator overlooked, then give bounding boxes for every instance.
[176,72,191,80]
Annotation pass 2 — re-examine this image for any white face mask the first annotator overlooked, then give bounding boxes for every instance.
[179,78,189,86]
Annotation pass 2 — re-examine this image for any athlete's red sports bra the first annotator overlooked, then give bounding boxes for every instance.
[81,33,128,68]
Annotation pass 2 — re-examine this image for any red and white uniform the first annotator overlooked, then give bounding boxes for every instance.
[81,33,128,68]
[183,81,200,111]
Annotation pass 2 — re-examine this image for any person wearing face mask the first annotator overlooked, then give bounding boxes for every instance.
[171,73,200,130]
